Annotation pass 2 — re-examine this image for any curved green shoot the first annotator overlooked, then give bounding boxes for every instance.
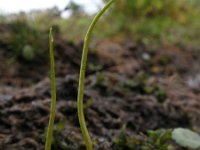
[77,0,115,150]
[45,27,57,150]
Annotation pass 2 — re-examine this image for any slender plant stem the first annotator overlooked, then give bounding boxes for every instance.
[77,1,114,150]
[45,27,57,150]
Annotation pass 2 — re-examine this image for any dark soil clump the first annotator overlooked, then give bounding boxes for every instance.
[0,23,200,149]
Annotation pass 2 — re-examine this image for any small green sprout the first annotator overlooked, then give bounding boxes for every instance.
[45,27,57,150]
[77,0,115,150]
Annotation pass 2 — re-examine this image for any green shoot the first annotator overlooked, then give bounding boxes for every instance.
[77,0,115,150]
[45,27,57,150]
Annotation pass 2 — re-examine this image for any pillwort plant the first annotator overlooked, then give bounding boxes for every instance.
[44,1,114,149]
[77,0,115,150]
[45,28,57,150]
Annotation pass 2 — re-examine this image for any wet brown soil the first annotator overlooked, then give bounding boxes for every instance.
[0,24,200,150]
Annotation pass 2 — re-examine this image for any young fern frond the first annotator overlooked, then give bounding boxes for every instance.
[45,27,57,150]
[77,0,115,150]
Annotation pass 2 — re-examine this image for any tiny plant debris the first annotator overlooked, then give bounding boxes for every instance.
[172,128,200,149]
[77,0,115,150]
[45,27,57,150]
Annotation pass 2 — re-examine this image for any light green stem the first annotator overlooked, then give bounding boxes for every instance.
[45,27,57,150]
[77,1,114,150]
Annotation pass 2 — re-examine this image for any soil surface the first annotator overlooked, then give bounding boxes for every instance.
[0,24,200,150]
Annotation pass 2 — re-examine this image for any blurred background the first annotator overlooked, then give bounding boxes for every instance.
[0,0,199,85]
[0,0,200,57]
[1,0,199,44]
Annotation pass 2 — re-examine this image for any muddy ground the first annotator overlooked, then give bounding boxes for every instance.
[0,24,200,150]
